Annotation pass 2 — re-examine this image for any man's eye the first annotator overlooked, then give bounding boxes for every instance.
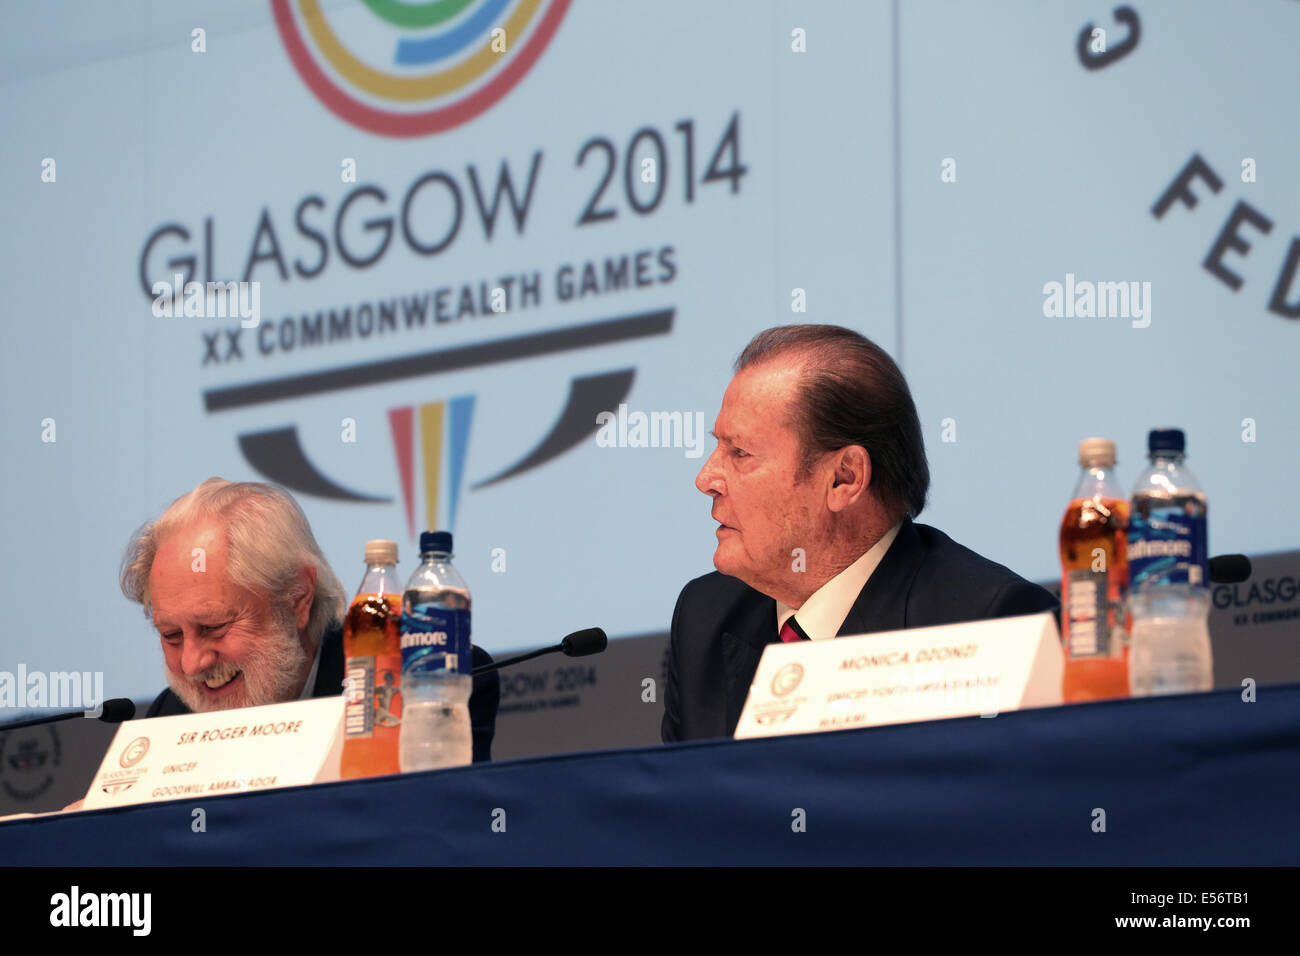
[732,448,750,458]
[160,632,181,643]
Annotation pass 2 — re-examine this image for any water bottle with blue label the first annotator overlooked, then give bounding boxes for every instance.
[399,530,472,771]
[1127,428,1213,695]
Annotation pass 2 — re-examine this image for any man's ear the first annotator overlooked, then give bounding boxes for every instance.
[290,565,317,631]
[827,445,871,512]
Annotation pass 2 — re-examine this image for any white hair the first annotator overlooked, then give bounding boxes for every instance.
[121,477,346,651]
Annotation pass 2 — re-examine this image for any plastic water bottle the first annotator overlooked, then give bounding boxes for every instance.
[1126,428,1212,695]
[1127,589,1213,696]
[399,531,472,771]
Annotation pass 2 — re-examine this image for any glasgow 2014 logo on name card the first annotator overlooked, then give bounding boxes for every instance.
[120,737,150,768]
[272,0,571,137]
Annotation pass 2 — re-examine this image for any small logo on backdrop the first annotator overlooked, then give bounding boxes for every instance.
[272,0,572,137]
[0,725,62,802]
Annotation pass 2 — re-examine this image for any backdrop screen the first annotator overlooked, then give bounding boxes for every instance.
[2,0,1296,711]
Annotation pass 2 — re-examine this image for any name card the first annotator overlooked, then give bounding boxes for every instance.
[734,613,1063,739]
[81,697,344,811]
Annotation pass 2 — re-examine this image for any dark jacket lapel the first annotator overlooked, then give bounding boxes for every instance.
[720,592,778,734]
[313,621,345,697]
[836,518,926,637]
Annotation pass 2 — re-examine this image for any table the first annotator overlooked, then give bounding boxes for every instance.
[4,683,1296,865]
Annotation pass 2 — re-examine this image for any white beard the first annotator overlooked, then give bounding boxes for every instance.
[167,612,312,713]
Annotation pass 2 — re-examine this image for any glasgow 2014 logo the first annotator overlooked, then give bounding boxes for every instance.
[272,0,571,137]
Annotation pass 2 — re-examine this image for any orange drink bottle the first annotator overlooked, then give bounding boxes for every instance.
[1059,438,1130,702]
[341,540,404,778]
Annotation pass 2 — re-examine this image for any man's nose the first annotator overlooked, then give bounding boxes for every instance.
[695,448,724,497]
[179,634,217,675]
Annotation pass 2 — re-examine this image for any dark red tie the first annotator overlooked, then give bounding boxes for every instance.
[780,619,807,643]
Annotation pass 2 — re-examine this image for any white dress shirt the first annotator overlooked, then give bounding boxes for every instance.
[776,522,903,641]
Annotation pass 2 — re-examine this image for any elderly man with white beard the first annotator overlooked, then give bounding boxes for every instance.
[119,477,499,758]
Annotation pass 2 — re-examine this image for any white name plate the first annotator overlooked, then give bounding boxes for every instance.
[734,613,1063,739]
[81,697,344,811]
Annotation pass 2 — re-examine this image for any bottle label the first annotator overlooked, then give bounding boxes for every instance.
[1064,570,1110,657]
[401,605,471,676]
[343,656,375,738]
[343,654,404,739]
[1128,497,1208,591]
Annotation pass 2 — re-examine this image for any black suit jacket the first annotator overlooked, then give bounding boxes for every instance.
[145,622,501,762]
[662,518,1060,742]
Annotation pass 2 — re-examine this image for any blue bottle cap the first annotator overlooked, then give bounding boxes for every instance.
[419,530,453,555]
[1148,428,1186,454]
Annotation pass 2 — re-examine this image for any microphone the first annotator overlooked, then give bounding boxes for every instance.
[0,697,136,732]
[1209,554,1252,584]
[561,627,608,657]
[472,627,608,676]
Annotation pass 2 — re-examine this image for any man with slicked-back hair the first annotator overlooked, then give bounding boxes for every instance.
[662,325,1057,743]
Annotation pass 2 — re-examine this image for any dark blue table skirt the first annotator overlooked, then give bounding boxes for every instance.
[4,683,1297,865]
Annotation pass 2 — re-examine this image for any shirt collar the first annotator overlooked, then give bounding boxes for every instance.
[776,522,903,640]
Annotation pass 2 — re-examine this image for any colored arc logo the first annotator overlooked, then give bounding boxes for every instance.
[217,315,673,539]
[388,395,475,541]
[272,0,571,137]
[236,368,636,539]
